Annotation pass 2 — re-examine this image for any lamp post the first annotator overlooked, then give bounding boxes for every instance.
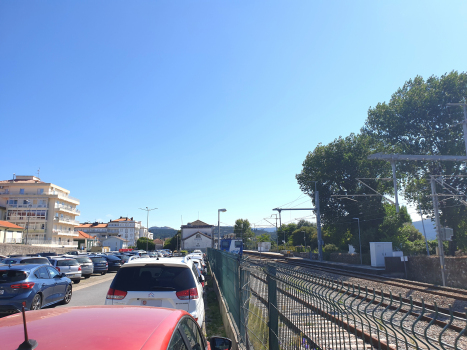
[25,200,31,245]
[353,218,363,265]
[139,207,157,251]
[217,209,227,249]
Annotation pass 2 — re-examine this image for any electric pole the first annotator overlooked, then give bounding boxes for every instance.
[138,207,157,251]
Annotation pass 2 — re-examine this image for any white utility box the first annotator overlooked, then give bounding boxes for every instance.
[369,242,393,267]
[258,242,271,252]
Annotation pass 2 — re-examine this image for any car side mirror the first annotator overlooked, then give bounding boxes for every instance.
[209,337,232,350]
[60,273,67,278]
[198,275,204,283]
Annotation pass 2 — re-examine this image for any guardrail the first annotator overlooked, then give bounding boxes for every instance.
[207,248,467,350]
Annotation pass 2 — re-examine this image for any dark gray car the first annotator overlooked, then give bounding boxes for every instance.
[1,256,51,266]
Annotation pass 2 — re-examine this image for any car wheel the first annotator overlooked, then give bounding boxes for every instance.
[73,279,81,284]
[30,294,42,310]
[84,274,91,279]
[101,272,106,275]
[60,285,72,305]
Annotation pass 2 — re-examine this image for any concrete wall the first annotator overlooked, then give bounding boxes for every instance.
[407,255,467,288]
[0,243,75,256]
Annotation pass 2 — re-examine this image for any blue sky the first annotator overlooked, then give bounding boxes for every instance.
[1,1,466,230]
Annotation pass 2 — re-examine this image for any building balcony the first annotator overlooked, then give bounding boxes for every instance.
[52,229,79,237]
[54,217,80,225]
[1,191,80,204]
[6,204,49,209]
[55,204,80,215]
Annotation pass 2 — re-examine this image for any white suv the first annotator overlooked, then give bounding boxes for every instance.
[105,258,205,327]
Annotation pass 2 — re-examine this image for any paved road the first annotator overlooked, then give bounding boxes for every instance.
[54,272,116,308]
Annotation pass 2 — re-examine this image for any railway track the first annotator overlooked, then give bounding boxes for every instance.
[243,251,467,303]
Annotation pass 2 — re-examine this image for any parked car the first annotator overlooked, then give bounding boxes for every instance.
[0,306,232,350]
[88,256,108,275]
[37,252,60,258]
[1,256,51,266]
[48,258,82,284]
[100,255,122,272]
[105,257,205,327]
[0,264,72,315]
[71,256,94,278]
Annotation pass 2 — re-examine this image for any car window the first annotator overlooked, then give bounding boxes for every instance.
[191,265,200,279]
[2,259,17,265]
[75,257,92,264]
[179,317,204,350]
[46,266,60,278]
[90,257,106,263]
[111,265,196,292]
[21,258,49,265]
[0,270,28,282]
[168,329,188,350]
[57,259,79,266]
[106,255,121,261]
[34,266,50,279]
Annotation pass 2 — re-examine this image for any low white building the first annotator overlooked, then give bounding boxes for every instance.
[0,220,24,243]
[180,220,213,252]
[102,236,128,251]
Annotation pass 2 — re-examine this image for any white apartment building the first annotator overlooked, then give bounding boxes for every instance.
[0,175,80,247]
[107,217,142,247]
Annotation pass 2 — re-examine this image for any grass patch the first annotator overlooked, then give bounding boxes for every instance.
[204,273,227,339]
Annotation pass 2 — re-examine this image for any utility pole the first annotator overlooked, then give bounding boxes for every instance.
[418,195,430,256]
[431,176,446,286]
[139,207,157,252]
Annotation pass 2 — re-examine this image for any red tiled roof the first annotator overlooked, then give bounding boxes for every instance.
[0,221,24,230]
[110,217,133,222]
[76,223,108,228]
[76,231,97,240]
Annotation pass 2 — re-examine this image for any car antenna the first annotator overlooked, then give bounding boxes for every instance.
[17,301,38,350]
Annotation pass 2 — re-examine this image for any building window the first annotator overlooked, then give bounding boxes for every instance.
[125,229,128,233]
[19,189,24,194]
[37,189,44,194]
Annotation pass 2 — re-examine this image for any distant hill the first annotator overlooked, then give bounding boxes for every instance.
[149,226,177,239]
[412,220,437,240]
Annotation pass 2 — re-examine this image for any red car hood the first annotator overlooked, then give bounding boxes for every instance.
[0,306,186,350]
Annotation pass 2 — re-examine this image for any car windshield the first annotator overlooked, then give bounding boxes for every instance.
[75,257,92,264]
[2,259,18,265]
[106,255,121,261]
[20,258,49,264]
[57,259,79,266]
[90,257,106,263]
[111,265,196,292]
[0,270,28,283]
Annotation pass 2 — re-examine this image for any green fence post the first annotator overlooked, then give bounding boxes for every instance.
[267,264,278,350]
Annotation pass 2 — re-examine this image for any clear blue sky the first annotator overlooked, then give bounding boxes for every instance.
[1,1,466,230]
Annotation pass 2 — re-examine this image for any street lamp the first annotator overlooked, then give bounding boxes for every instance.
[218,209,227,249]
[25,200,32,245]
[353,218,363,265]
[139,207,157,251]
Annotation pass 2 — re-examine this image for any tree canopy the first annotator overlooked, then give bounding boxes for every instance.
[296,71,467,254]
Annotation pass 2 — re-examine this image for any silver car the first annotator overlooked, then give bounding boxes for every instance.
[49,258,82,284]
[72,256,94,278]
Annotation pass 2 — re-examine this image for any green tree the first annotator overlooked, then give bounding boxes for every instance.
[277,223,297,245]
[363,71,467,253]
[296,133,391,249]
[258,233,272,243]
[234,219,254,243]
[163,231,181,251]
[290,226,317,248]
[137,237,155,251]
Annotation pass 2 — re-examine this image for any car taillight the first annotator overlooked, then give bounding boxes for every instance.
[106,288,127,300]
[78,266,82,271]
[201,282,205,287]
[105,262,108,266]
[176,288,199,300]
[121,260,124,264]
[11,282,35,289]
[55,267,60,272]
